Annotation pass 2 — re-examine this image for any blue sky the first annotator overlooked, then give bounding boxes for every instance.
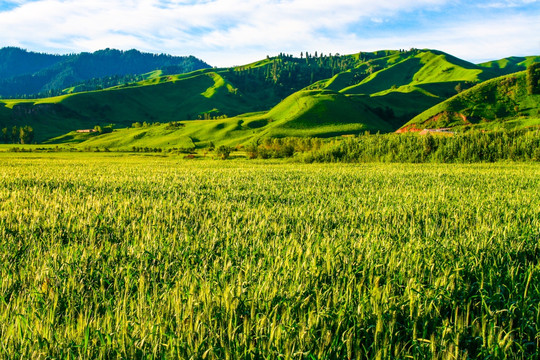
[0,0,539,66]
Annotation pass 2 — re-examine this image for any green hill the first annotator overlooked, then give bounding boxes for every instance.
[0,70,262,142]
[255,90,393,135]
[0,50,400,142]
[233,89,393,140]
[45,90,393,150]
[399,69,540,132]
[1,49,534,147]
[331,50,501,125]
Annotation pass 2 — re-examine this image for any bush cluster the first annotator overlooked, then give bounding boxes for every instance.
[301,129,540,163]
[245,137,324,159]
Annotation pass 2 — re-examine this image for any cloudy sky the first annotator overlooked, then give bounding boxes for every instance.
[0,0,539,66]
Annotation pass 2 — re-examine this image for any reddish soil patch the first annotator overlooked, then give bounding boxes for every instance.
[396,124,422,133]
[397,111,469,133]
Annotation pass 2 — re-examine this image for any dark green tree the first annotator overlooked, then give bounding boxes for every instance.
[527,62,540,95]
[19,125,34,144]
[216,145,232,160]
[1,127,8,143]
[11,126,19,143]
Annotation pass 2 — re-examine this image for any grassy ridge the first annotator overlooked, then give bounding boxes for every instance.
[478,55,540,75]
[1,155,539,358]
[1,71,256,142]
[244,90,394,137]
[401,71,540,131]
[339,51,487,95]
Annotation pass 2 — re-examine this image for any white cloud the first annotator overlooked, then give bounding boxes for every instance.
[479,0,539,8]
[350,13,540,63]
[0,0,538,66]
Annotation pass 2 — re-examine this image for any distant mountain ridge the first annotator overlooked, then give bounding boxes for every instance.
[0,47,64,79]
[0,47,211,98]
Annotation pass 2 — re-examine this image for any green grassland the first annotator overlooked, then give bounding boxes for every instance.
[2,49,527,147]
[339,51,485,96]
[0,70,256,142]
[401,71,540,131]
[1,155,539,358]
[61,69,168,95]
[45,90,396,150]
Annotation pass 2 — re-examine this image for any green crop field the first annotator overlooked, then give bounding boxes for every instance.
[1,153,539,359]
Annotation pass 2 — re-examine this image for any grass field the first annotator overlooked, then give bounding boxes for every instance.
[1,155,539,358]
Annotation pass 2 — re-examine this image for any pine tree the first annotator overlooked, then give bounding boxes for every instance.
[527,62,540,95]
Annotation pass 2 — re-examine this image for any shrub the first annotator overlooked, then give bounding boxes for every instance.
[216,145,232,160]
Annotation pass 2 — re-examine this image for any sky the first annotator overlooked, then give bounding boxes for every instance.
[0,0,539,66]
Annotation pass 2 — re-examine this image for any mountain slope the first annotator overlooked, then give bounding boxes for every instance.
[0,47,64,79]
[0,48,210,98]
[0,70,259,141]
[238,89,394,138]
[399,70,540,131]
[224,49,506,131]
[328,50,502,125]
[0,50,396,141]
[0,49,532,146]
[338,50,492,95]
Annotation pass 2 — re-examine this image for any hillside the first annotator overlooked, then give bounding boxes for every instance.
[399,69,540,132]
[0,70,258,141]
[250,90,394,137]
[329,50,503,125]
[212,49,504,127]
[1,48,535,146]
[53,91,393,150]
[0,48,210,98]
[0,50,392,142]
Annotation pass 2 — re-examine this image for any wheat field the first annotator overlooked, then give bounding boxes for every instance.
[1,154,539,359]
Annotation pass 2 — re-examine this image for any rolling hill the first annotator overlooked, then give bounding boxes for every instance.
[399,69,540,132]
[50,90,394,150]
[1,48,539,147]
[328,50,503,125]
[0,69,255,141]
